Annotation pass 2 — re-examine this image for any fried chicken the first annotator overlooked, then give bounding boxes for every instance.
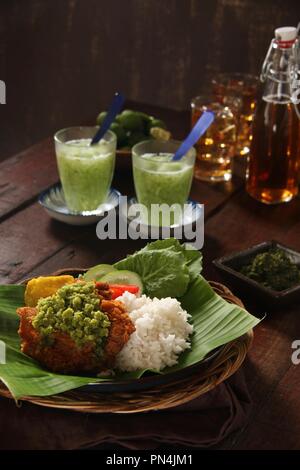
[17,282,135,374]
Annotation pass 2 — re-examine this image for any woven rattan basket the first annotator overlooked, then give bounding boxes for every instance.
[0,278,252,413]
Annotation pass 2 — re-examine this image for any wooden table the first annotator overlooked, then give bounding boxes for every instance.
[1,103,299,450]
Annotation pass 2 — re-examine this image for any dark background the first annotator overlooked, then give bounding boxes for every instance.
[0,0,299,161]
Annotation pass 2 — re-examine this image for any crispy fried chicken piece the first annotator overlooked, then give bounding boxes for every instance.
[17,283,135,374]
[101,299,134,366]
[18,307,97,372]
[95,282,112,301]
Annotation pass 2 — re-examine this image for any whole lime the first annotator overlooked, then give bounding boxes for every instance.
[127,131,149,147]
[137,112,152,123]
[115,114,122,124]
[96,111,107,125]
[118,110,144,132]
[136,112,153,133]
[110,122,127,146]
[147,118,167,132]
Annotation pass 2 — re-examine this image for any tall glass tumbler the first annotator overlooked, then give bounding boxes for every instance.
[212,73,259,156]
[54,127,116,212]
[191,95,237,182]
[132,139,196,225]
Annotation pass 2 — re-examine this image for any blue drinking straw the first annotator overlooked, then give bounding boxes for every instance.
[172,110,215,161]
[91,92,125,145]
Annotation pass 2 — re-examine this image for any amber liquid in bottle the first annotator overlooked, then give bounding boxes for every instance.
[246,97,300,204]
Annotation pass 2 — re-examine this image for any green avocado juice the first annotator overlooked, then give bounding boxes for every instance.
[55,128,116,212]
[132,143,196,225]
[133,153,194,207]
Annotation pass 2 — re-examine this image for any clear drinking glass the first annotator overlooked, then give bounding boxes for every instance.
[191,95,237,182]
[212,73,259,156]
[132,140,196,225]
[54,127,116,212]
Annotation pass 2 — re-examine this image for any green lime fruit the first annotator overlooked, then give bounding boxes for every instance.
[110,122,127,146]
[118,110,144,131]
[115,114,122,124]
[147,118,167,132]
[96,111,107,125]
[136,112,153,133]
[127,131,149,147]
[137,112,152,123]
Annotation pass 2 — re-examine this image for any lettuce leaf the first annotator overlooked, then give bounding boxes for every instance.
[114,238,202,298]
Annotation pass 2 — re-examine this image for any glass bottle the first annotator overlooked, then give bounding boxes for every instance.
[246,26,300,204]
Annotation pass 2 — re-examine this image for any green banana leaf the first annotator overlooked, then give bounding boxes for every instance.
[0,277,260,400]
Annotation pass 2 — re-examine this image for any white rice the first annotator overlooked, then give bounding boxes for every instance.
[115,291,193,372]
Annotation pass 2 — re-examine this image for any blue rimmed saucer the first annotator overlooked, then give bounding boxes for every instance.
[39,183,121,226]
[119,197,204,240]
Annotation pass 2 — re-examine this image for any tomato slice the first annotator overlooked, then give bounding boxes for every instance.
[109,284,139,299]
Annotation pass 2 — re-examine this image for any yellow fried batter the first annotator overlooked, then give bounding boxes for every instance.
[18,281,135,374]
[25,275,75,307]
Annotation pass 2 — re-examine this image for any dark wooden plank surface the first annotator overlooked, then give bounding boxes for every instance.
[0,138,56,221]
[1,102,299,450]
[203,191,300,450]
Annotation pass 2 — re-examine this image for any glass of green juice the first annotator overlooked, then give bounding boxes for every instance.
[132,140,196,225]
[54,126,116,212]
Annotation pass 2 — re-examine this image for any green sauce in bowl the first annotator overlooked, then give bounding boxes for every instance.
[240,248,300,291]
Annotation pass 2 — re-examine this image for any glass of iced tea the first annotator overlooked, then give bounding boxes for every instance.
[191,95,237,182]
[212,73,259,156]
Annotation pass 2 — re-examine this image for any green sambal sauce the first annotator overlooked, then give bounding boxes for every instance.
[32,282,110,355]
[240,248,300,291]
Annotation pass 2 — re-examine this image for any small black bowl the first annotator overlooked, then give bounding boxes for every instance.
[213,240,300,308]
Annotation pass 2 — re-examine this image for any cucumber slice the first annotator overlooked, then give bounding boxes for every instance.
[100,270,143,292]
[83,264,116,282]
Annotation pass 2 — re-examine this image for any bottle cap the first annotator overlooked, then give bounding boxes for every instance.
[275,26,297,45]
